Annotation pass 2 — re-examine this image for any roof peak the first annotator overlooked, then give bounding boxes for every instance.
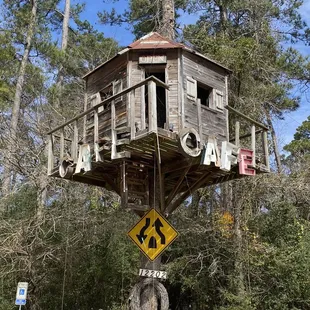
[128,32,183,49]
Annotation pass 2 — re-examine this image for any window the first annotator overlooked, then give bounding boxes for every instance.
[197,83,213,107]
[186,76,224,111]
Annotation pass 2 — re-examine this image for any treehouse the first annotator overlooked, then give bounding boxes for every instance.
[47,32,270,214]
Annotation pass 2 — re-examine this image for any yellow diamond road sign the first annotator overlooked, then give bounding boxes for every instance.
[128,209,179,261]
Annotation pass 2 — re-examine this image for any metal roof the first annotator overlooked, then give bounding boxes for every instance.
[83,32,231,79]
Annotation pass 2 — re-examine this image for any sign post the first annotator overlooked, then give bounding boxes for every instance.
[15,282,28,308]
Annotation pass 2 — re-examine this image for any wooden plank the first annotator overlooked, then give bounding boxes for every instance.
[235,121,240,147]
[165,165,191,209]
[72,120,78,161]
[197,99,203,143]
[225,75,229,139]
[130,89,136,139]
[262,130,270,171]
[83,91,87,143]
[148,80,157,132]
[121,161,128,208]
[48,76,169,135]
[167,172,212,214]
[141,83,146,130]
[230,129,263,142]
[94,108,99,143]
[225,105,269,130]
[111,100,117,159]
[47,134,54,175]
[60,128,64,160]
[251,125,256,168]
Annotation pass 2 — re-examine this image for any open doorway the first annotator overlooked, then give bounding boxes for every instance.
[145,68,166,129]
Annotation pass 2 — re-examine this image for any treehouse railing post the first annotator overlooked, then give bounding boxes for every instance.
[72,120,78,162]
[111,99,117,159]
[251,125,256,168]
[47,134,54,175]
[148,80,157,132]
[130,89,136,139]
[94,107,99,145]
[141,85,146,130]
[262,130,270,171]
[60,128,65,160]
[197,99,203,144]
[235,121,240,147]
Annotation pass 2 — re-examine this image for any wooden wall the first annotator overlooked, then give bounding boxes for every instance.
[182,50,228,143]
[84,54,128,143]
[129,49,180,132]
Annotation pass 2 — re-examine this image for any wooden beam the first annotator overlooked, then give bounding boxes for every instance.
[162,157,199,174]
[94,107,99,143]
[47,134,54,175]
[130,90,136,139]
[72,120,78,161]
[225,105,269,130]
[165,165,191,209]
[230,129,263,142]
[262,130,270,171]
[251,125,256,168]
[148,80,157,132]
[83,91,87,143]
[167,172,212,214]
[235,121,240,147]
[111,100,117,159]
[141,82,146,131]
[197,99,203,144]
[47,76,169,135]
[154,136,165,212]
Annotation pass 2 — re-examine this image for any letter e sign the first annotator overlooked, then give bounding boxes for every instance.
[239,149,256,176]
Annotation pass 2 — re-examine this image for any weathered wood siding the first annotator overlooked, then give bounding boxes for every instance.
[166,50,179,132]
[128,52,144,131]
[129,50,180,132]
[85,54,128,143]
[182,50,228,143]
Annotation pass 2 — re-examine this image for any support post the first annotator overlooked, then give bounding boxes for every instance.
[251,125,256,168]
[60,128,65,160]
[141,85,146,130]
[111,100,117,159]
[235,121,240,147]
[72,120,78,161]
[148,81,157,132]
[130,90,136,139]
[47,134,54,175]
[262,130,270,171]
[197,99,203,144]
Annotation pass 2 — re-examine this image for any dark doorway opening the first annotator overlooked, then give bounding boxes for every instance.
[145,70,166,129]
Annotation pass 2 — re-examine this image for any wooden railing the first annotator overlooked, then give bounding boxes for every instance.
[226,105,270,171]
[47,76,169,175]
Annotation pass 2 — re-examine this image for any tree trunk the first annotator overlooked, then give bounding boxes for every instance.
[161,0,175,39]
[57,0,70,87]
[218,0,228,34]
[129,173,169,309]
[2,0,38,199]
[233,183,245,297]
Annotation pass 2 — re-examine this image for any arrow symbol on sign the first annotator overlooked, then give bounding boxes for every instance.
[136,218,150,244]
[153,218,165,244]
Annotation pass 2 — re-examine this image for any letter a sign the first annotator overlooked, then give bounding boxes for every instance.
[128,209,179,261]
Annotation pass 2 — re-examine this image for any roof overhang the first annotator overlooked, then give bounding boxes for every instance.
[83,32,232,79]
